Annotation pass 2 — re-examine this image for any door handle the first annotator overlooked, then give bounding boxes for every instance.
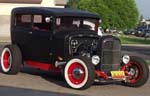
[29,32,33,34]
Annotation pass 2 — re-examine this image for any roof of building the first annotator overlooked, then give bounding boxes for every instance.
[0,0,42,4]
[12,7,100,19]
[55,0,66,6]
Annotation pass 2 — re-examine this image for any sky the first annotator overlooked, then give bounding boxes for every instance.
[65,0,149,19]
[136,0,150,19]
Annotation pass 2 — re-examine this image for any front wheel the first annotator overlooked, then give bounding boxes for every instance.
[64,56,95,89]
[122,56,149,87]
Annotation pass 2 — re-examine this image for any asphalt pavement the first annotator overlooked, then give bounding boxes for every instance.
[0,66,150,96]
[122,45,150,60]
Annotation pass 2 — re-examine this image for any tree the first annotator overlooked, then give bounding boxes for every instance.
[66,0,139,30]
[66,0,79,8]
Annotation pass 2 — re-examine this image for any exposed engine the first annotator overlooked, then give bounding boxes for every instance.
[69,36,98,57]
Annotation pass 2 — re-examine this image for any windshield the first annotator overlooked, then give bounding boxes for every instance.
[55,17,99,32]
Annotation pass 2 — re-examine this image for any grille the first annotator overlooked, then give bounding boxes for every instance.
[100,38,121,74]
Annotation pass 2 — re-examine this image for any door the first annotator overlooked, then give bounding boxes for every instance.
[27,15,53,63]
[13,14,53,63]
[12,14,33,60]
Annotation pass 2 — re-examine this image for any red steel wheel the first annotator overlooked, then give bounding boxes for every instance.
[122,56,149,87]
[64,57,95,89]
[125,61,142,84]
[1,48,12,72]
[67,62,86,85]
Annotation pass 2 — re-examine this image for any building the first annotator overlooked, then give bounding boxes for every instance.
[140,19,150,29]
[0,0,67,15]
[0,0,67,40]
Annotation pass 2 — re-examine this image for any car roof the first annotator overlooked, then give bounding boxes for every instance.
[12,7,100,19]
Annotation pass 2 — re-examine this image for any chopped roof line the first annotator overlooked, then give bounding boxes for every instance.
[12,7,100,19]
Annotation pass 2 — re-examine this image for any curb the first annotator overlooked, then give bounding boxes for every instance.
[122,44,150,47]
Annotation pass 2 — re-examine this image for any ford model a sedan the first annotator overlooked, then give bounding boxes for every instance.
[0,7,149,89]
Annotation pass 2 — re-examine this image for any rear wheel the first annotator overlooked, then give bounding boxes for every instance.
[0,45,22,74]
[64,56,95,89]
[122,56,149,87]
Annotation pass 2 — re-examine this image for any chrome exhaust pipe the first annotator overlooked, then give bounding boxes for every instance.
[55,61,66,67]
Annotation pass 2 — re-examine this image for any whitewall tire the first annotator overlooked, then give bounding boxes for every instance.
[0,45,22,74]
[64,56,95,89]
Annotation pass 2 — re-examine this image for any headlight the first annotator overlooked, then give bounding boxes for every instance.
[92,55,100,65]
[122,55,130,64]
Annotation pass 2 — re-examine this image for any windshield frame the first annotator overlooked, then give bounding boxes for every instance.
[53,16,99,32]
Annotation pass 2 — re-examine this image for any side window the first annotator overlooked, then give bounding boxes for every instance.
[15,14,31,28]
[33,15,51,31]
[34,15,42,23]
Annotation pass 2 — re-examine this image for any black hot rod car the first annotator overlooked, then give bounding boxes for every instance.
[0,7,149,89]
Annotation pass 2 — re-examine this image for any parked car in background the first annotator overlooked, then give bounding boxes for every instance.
[143,29,150,37]
[135,29,144,37]
[135,28,150,37]
[124,29,136,35]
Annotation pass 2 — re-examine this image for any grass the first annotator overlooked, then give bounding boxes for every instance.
[117,35,150,44]
[146,60,150,65]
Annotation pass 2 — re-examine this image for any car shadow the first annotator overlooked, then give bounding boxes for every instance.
[21,67,126,88]
[0,65,69,89]
[20,67,70,89]
[0,85,82,96]
[0,66,125,89]
[93,80,123,86]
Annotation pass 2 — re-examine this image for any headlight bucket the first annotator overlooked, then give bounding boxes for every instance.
[92,55,100,65]
[122,55,130,64]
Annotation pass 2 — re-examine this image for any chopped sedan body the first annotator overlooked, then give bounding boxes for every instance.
[0,7,149,89]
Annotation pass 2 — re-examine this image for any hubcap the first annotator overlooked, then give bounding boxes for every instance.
[129,68,136,76]
[72,68,84,80]
[68,62,85,85]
